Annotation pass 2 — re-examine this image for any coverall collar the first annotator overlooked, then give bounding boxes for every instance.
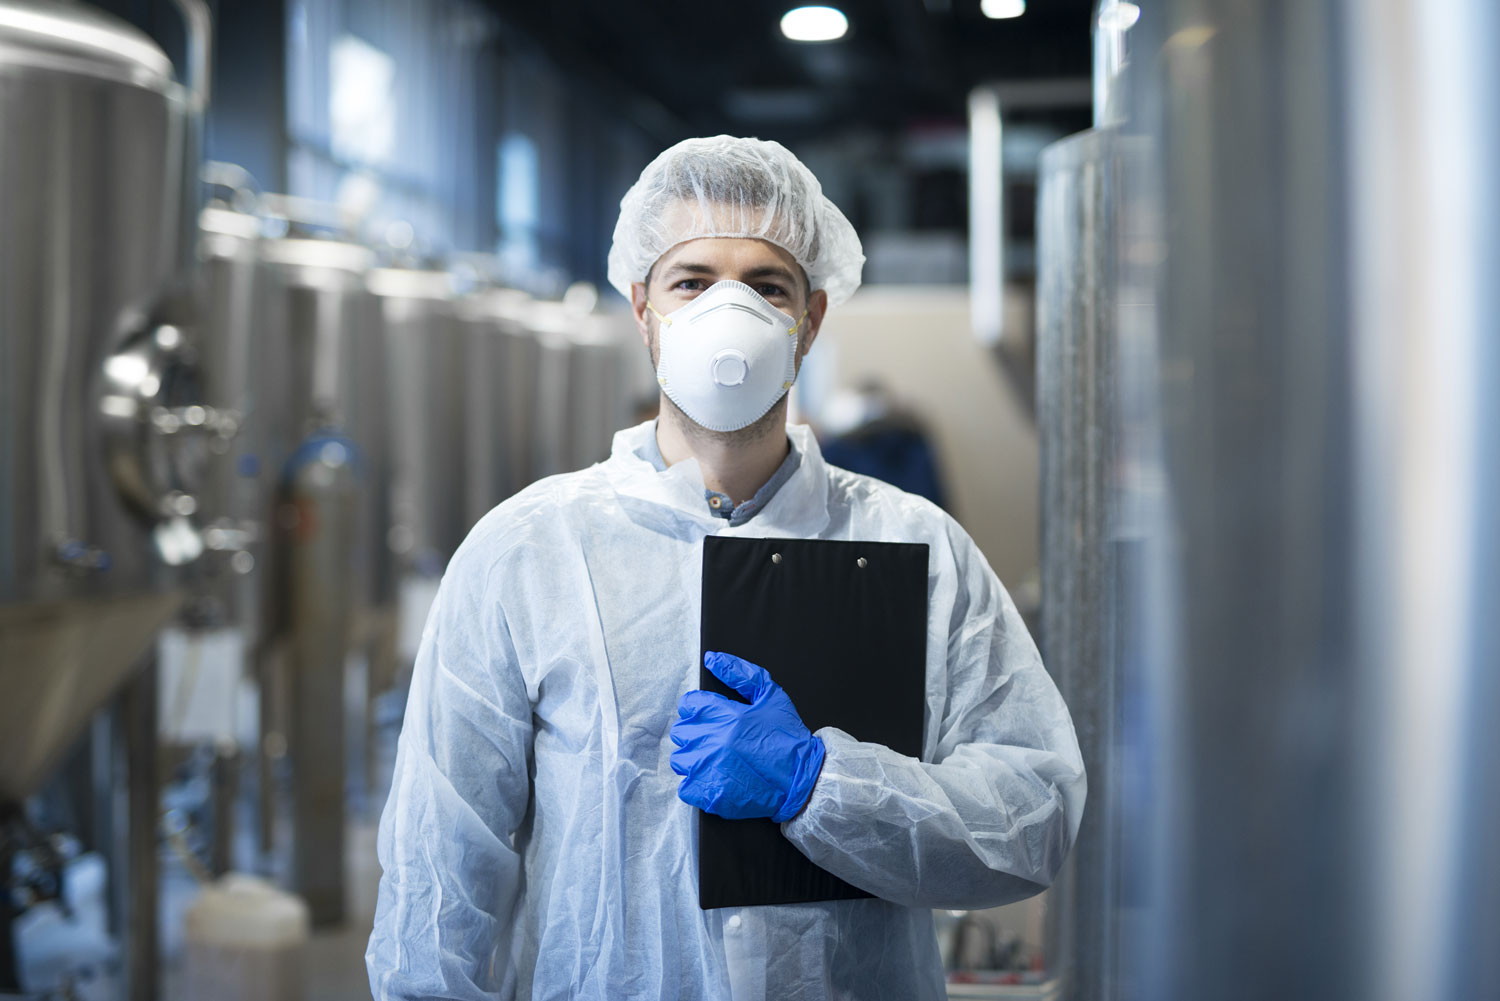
[603,420,832,539]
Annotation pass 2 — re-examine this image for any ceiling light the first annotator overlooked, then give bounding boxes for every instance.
[1097,2,1141,30]
[780,6,848,42]
[981,0,1026,19]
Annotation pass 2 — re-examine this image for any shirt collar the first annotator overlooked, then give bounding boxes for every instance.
[604,420,832,539]
[636,421,802,526]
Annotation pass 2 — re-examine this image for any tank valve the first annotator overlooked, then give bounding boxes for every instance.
[51,539,112,574]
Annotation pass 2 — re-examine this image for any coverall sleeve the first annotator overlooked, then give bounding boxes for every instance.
[366,545,533,1000]
[780,522,1086,910]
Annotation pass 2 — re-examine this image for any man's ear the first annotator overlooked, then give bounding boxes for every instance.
[799,288,830,357]
[630,282,653,349]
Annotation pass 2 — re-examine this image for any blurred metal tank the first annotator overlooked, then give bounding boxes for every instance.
[191,166,265,626]
[0,0,209,802]
[249,225,385,636]
[562,314,636,472]
[372,267,468,579]
[251,234,374,494]
[528,300,636,481]
[250,229,374,925]
[275,431,358,927]
[458,286,538,526]
[1036,126,1138,1001]
[1040,2,1500,1000]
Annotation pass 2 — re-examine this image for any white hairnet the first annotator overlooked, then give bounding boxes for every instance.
[607,135,865,308]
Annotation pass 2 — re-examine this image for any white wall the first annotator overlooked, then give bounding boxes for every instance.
[804,285,1039,591]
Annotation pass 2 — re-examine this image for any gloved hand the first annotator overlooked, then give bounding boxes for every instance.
[670,651,826,823]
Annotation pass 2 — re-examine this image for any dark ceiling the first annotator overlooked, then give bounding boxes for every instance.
[484,0,1094,143]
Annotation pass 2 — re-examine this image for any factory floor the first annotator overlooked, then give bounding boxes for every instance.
[158,819,382,1000]
[158,682,399,1001]
[304,822,383,1000]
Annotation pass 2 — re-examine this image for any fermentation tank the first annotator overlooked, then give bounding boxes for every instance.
[528,301,636,480]
[250,235,374,505]
[251,231,375,925]
[373,267,468,577]
[0,0,210,802]
[1035,126,1139,1001]
[563,315,636,472]
[248,230,384,643]
[1039,3,1500,1000]
[192,168,264,626]
[459,286,538,526]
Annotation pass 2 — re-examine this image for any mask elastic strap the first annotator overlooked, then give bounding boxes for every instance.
[644,300,672,327]
[782,310,810,390]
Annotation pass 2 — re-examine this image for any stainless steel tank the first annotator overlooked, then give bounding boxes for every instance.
[276,430,359,927]
[562,315,635,472]
[251,235,374,483]
[1040,2,1500,1000]
[246,229,382,924]
[248,230,384,626]
[458,286,538,526]
[0,0,209,801]
[372,267,468,578]
[190,169,264,626]
[528,301,635,481]
[1035,125,1140,1001]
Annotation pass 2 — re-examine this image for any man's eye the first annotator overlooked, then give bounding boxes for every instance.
[674,279,706,292]
[756,284,787,298]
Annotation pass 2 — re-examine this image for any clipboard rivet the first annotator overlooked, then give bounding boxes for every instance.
[857,557,868,569]
[771,553,782,564]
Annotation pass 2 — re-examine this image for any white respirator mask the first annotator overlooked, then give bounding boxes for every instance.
[646,280,807,433]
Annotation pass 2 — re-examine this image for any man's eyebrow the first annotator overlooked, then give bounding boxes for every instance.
[657,261,802,292]
[659,262,719,279]
[740,265,798,284]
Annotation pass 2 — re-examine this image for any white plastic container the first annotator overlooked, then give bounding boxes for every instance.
[181,874,310,1001]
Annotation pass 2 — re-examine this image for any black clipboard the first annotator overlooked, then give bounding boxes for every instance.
[697,536,929,909]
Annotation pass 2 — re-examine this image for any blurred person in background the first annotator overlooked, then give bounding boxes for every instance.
[367,135,1084,1000]
[818,379,951,512]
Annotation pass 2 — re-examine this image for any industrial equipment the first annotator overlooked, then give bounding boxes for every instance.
[0,0,208,801]
[250,225,376,926]
[1035,125,1133,1001]
[527,299,639,482]
[190,164,268,629]
[146,168,270,886]
[371,266,469,580]
[0,0,211,994]
[458,286,538,527]
[273,431,359,928]
[1039,2,1500,1000]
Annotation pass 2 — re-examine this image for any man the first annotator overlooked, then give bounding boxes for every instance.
[367,135,1085,1000]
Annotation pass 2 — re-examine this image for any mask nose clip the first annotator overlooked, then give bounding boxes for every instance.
[710,349,750,388]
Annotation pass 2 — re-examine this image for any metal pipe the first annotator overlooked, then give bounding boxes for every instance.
[1091,1,1139,127]
[210,748,237,877]
[281,434,359,926]
[120,657,160,1001]
[169,0,212,110]
[967,86,1004,349]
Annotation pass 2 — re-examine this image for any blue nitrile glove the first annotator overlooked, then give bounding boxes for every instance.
[670,651,826,823]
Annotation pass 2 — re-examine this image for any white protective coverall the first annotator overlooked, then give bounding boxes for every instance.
[366,420,1086,1000]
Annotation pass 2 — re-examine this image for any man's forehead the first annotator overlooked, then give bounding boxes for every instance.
[652,237,800,276]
